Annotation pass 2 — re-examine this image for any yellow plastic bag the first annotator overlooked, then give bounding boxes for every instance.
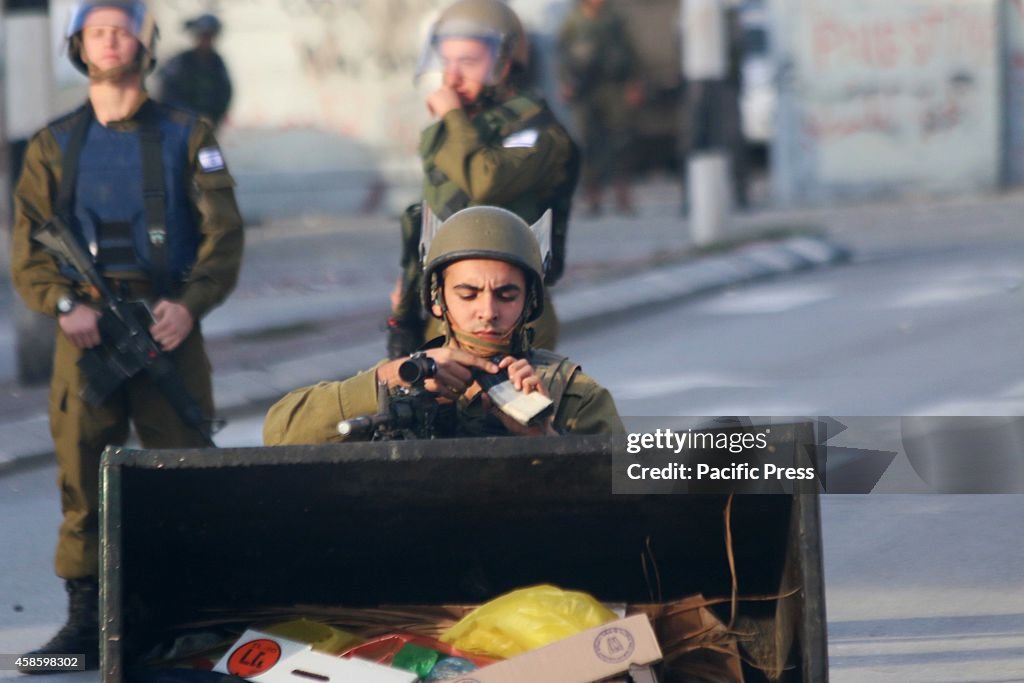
[440,584,618,659]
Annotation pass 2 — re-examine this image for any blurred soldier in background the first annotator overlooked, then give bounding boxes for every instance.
[158,13,233,129]
[386,0,579,359]
[11,1,243,668]
[725,2,750,209]
[557,0,643,217]
[268,207,621,445]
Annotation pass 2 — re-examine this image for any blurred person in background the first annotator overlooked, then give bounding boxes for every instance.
[10,1,243,668]
[557,0,643,217]
[386,0,579,359]
[158,13,233,129]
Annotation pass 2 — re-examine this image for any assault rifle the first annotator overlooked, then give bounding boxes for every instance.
[337,354,440,441]
[33,217,218,446]
[337,352,554,441]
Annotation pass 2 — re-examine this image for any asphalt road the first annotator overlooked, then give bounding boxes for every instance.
[3,232,1023,681]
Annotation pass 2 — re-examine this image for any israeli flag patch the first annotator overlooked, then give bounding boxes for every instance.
[502,128,539,149]
[198,146,226,172]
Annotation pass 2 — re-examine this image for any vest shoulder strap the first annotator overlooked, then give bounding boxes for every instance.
[54,104,94,221]
[136,100,172,297]
[531,348,581,416]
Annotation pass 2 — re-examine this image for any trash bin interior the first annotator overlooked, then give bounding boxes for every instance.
[103,436,821,682]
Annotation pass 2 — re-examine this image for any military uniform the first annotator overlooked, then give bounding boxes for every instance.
[10,95,243,579]
[394,88,579,353]
[263,346,622,445]
[158,48,232,128]
[557,3,639,202]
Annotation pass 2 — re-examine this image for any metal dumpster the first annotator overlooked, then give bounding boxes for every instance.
[101,428,827,682]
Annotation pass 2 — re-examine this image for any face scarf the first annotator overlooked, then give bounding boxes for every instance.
[448,324,515,358]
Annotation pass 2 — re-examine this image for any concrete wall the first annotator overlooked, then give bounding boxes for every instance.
[148,0,450,217]
[771,0,1003,204]
[40,0,660,218]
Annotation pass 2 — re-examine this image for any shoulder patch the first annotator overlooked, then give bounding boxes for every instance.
[503,128,540,149]
[198,146,226,172]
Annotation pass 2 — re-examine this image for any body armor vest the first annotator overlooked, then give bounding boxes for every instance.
[49,103,201,286]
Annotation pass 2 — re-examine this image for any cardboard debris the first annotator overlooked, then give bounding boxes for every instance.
[213,630,417,683]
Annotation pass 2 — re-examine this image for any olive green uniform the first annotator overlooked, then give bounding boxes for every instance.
[263,348,622,445]
[557,4,639,191]
[395,89,578,351]
[10,95,243,580]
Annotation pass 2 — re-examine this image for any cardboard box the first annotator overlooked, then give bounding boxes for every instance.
[212,630,416,683]
[439,614,661,683]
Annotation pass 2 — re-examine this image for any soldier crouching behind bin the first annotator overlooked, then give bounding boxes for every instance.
[10,1,243,670]
[265,207,621,444]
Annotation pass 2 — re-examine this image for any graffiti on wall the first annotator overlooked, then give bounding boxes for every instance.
[153,0,446,151]
[800,3,994,143]
[786,0,1000,191]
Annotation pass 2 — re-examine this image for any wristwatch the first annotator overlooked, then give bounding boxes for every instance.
[55,294,76,316]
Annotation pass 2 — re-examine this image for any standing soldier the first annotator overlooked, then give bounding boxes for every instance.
[158,13,233,129]
[557,0,643,216]
[387,0,579,358]
[11,1,243,668]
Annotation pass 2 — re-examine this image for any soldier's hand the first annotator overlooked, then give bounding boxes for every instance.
[483,357,556,436]
[150,300,194,352]
[389,275,403,312]
[426,348,500,403]
[426,86,462,118]
[495,356,546,395]
[377,348,499,404]
[59,304,102,349]
[625,81,645,109]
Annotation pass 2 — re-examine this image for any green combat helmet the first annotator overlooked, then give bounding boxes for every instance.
[417,0,530,85]
[65,0,159,76]
[422,206,547,323]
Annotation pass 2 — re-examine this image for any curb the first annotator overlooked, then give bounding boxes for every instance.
[0,234,850,474]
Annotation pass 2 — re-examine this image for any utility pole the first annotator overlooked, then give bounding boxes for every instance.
[5,0,55,385]
[682,0,731,246]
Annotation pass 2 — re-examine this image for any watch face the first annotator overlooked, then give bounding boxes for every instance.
[57,296,75,314]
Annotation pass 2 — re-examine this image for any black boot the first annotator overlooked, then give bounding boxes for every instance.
[19,578,100,674]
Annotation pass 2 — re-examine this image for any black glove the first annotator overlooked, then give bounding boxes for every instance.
[386,316,425,359]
